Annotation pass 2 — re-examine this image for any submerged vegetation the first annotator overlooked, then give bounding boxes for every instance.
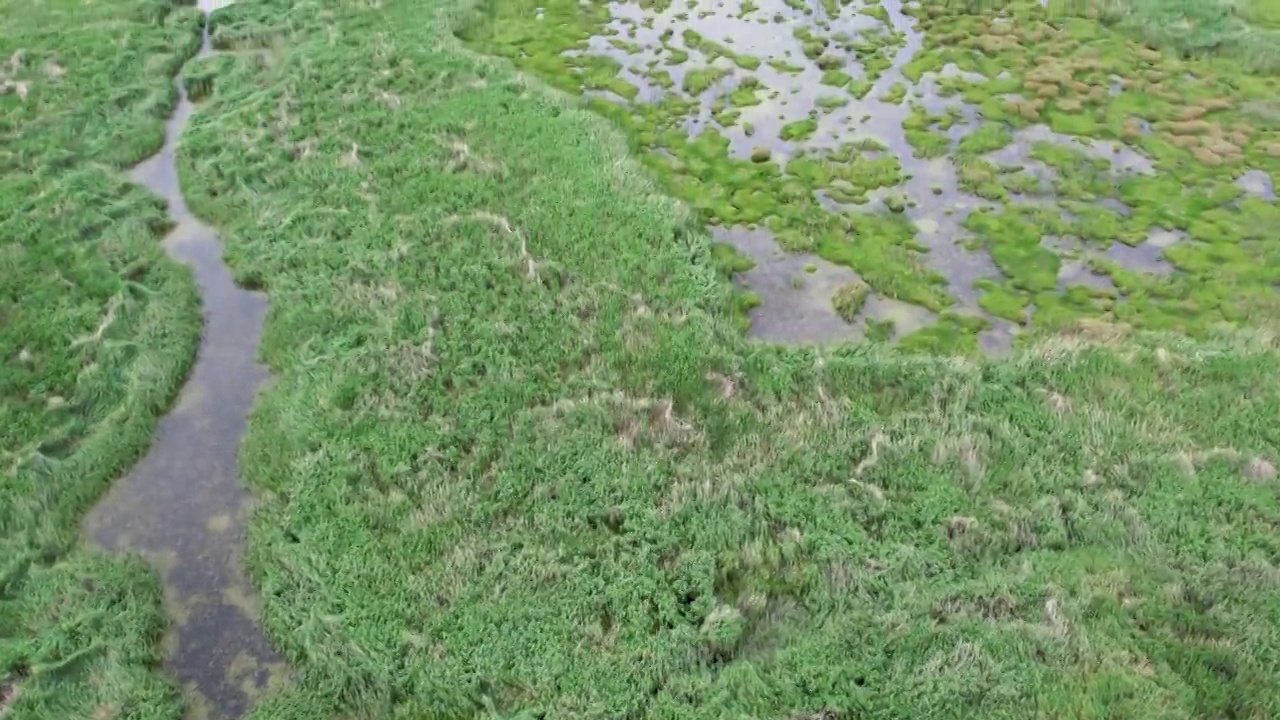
[0,0,200,717]
[5,0,1280,718]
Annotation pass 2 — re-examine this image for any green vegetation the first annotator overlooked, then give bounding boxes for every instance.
[780,118,818,141]
[710,240,762,332]
[956,122,1014,156]
[906,0,1280,338]
[481,0,1252,350]
[682,66,727,95]
[882,81,907,104]
[820,68,853,87]
[730,77,764,107]
[817,93,849,112]
[10,0,1280,719]
[461,0,963,344]
[767,57,806,74]
[682,29,761,70]
[906,128,951,158]
[0,0,201,716]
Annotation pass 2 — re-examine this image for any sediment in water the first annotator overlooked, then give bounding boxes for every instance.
[81,12,289,720]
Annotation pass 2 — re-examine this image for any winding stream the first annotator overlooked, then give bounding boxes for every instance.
[81,10,289,720]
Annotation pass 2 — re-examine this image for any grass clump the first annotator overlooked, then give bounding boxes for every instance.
[816,93,849,112]
[767,57,805,74]
[819,68,853,87]
[682,66,727,95]
[906,128,951,158]
[711,241,762,332]
[882,81,907,104]
[0,0,202,716]
[682,29,761,70]
[729,76,763,107]
[956,122,1014,155]
[710,242,756,275]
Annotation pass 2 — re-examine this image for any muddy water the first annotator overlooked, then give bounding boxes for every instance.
[592,0,1013,344]
[82,14,289,720]
[986,123,1157,176]
[1046,232,1178,295]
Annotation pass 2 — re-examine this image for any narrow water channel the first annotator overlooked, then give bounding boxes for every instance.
[81,10,290,720]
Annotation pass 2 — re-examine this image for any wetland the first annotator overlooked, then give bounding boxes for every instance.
[3,1,285,718]
[81,15,290,720]
[463,0,1280,354]
[5,0,1280,719]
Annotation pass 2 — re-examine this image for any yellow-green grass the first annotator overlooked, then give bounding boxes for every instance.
[1,0,202,716]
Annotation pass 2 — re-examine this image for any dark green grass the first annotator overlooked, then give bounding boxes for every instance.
[161,0,1280,718]
[0,0,201,716]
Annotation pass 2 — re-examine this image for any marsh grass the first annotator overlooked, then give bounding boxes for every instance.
[1093,0,1280,73]
[0,0,201,717]
[7,0,1280,717]
[142,0,1280,718]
